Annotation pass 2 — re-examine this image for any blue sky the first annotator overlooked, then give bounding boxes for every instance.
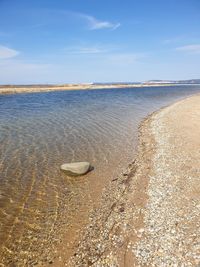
[0,0,200,84]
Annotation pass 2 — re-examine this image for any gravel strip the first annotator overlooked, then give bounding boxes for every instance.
[134,96,200,266]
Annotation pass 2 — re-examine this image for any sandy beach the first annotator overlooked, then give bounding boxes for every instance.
[65,94,200,267]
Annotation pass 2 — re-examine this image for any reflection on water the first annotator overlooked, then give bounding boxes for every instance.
[0,86,199,265]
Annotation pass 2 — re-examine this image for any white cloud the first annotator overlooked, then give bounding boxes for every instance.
[86,15,120,30]
[65,45,108,55]
[17,9,120,32]
[0,45,19,59]
[63,46,144,66]
[176,44,200,54]
[77,13,120,30]
[63,44,145,65]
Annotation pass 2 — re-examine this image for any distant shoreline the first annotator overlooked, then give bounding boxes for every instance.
[0,83,199,95]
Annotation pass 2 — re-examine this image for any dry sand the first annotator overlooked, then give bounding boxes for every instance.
[65,94,200,266]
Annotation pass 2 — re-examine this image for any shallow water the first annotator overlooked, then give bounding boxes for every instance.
[0,85,200,265]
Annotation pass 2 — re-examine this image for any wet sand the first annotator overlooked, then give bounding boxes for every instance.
[66,94,200,266]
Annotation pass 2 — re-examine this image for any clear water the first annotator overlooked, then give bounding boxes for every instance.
[0,85,199,265]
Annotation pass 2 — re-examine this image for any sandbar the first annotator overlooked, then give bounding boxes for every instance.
[0,83,186,95]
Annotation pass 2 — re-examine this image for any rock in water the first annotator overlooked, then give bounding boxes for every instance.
[60,162,91,176]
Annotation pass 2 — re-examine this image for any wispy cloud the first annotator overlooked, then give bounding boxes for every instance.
[62,44,146,66]
[0,45,19,59]
[74,12,120,31]
[84,15,120,30]
[4,8,121,32]
[64,45,108,55]
[176,44,200,54]
[163,35,185,44]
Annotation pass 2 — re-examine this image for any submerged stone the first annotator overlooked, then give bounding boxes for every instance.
[60,162,91,176]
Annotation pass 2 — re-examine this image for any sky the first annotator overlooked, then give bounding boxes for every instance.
[0,0,200,84]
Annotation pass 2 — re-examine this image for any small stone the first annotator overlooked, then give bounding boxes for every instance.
[138,228,145,233]
[119,207,125,212]
[60,162,91,176]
